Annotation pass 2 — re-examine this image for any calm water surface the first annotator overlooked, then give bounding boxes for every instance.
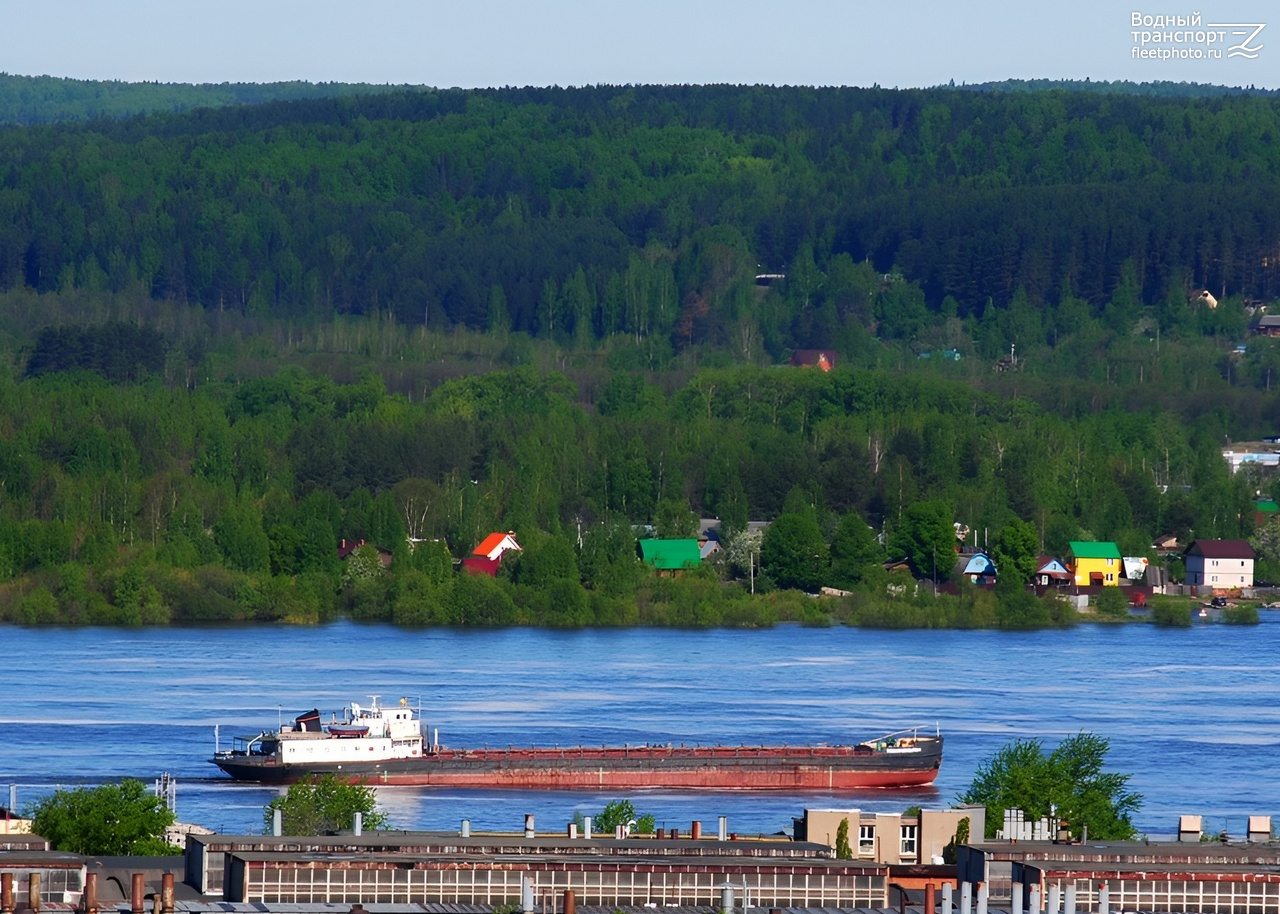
[1,619,1276,837]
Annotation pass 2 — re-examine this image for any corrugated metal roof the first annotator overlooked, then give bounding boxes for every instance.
[154,907,914,914]
[1067,541,1121,560]
[638,539,701,570]
[1186,539,1256,560]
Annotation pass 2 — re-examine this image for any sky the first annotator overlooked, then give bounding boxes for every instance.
[0,0,1277,90]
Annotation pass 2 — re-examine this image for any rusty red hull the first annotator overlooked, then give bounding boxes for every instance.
[212,738,943,789]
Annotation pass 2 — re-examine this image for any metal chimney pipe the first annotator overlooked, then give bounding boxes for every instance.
[130,875,144,914]
[83,873,99,914]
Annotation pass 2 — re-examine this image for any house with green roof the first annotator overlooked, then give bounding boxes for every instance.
[638,538,701,575]
[1067,541,1122,587]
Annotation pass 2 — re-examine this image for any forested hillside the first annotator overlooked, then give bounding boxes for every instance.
[0,82,1277,628]
[4,84,1280,341]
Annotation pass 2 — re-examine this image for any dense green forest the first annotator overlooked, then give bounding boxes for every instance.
[0,81,1277,629]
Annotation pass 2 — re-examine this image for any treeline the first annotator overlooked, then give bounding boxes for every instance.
[957,78,1280,97]
[1,84,1280,365]
[0,73,415,125]
[0,346,1263,628]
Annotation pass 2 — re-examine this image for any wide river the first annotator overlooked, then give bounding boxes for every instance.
[1,619,1276,838]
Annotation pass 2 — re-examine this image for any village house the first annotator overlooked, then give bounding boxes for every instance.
[789,349,837,371]
[1151,533,1180,553]
[1252,315,1280,337]
[638,538,701,576]
[1184,539,1256,589]
[955,551,997,585]
[336,538,392,568]
[1067,541,1122,587]
[1033,556,1072,588]
[461,532,522,576]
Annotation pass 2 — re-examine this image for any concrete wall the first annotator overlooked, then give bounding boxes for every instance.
[802,806,985,866]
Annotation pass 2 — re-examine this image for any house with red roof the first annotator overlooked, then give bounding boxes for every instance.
[790,349,837,371]
[461,532,522,576]
[1184,539,1256,589]
[1034,556,1073,587]
[337,538,392,568]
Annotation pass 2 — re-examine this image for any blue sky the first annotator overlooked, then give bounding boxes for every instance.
[1,1,1276,89]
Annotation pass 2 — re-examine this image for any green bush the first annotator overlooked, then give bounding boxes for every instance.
[1223,604,1260,625]
[1093,587,1130,619]
[1151,601,1193,627]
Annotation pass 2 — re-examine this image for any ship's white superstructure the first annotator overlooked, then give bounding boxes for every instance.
[225,696,425,767]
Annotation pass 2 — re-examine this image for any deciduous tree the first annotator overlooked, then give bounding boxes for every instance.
[959,732,1140,839]
[29,779,178,855]
[594,799,655,835]
[761,513,826,592]
[889,500,954,581]
[264,774,388,836]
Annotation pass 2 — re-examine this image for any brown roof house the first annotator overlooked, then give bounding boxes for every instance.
[337,538,392,568]
[1253,314,1280,337]
[1184,539,1256,589]
[1151,533,1180,553]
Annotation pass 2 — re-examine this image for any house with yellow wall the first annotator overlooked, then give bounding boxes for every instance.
[1068,541,1122,586]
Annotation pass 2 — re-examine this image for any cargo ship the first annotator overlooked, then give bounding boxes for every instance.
[210,695,943,789]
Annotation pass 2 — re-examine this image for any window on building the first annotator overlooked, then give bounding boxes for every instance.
[900,825,918,858]
[858,824,875,855]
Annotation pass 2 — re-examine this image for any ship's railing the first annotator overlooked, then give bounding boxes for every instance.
[436,742,936,761]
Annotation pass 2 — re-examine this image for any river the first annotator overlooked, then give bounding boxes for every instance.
[1,618,1276,838]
